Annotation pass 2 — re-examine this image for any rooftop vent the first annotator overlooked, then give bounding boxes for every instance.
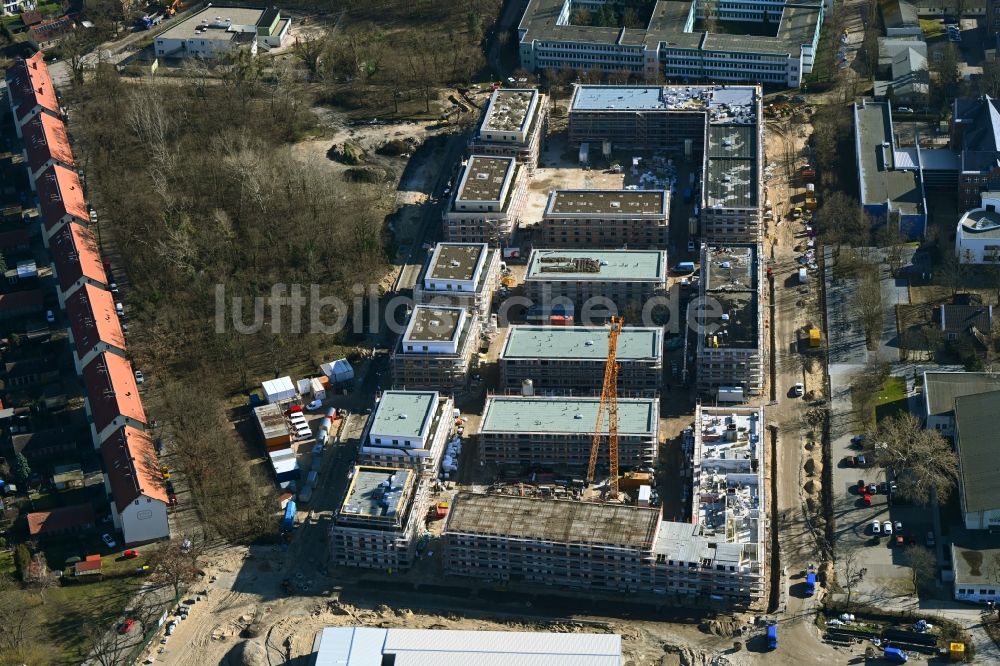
[398,414,408,419]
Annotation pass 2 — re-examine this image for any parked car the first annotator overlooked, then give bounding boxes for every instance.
[161,466,171,480]
[305,399,323,412]
[850,435,865,448]
[894,520,903,533]
[853,454,867,467]
[868,483,878,496]
[165,620,177,636]
[102,533,117,548]
[897,106,913,113]
[871,520,881,535]
[861,493,872,506]
[115,302,124,316]
[883,520,893,535]
[117,618,135,634]
[134,370,144,385]
[857,479,866,492]
[792,382,804,397]
[45,310,55,324]
[123,549,139,559]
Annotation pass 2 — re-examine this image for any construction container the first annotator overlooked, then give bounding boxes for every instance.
[948,643,965,661]
[808,327,821,347]
[619,471,653,490]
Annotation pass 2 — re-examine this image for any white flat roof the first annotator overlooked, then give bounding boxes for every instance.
[313,627,622,666]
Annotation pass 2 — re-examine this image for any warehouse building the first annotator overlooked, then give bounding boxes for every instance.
[538,189,670,248]
[568,85,763,243]
[413,242,501,322]
[524,249,667,323]
[517,0,822,87]
[468,88,549,173]
[329,465,430,570]
[444,155,528,245]
[153,6,290,59]
[358,390,453,475]
[391,305,481,393]
[696,244,763,400]
[477,395,659,472]
[499,325,663,396]
[311,627,622,665]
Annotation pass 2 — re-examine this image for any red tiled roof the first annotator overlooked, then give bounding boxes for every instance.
[5,51,59,122]
[22,113,73,174]
[50,222,106,293]
[66,284,125,360]
[100,425,167,513]
[74,558,102,574]
[37,164,87,231]
[0,289,43,312]
[82,352,146,434]
[21,10,43,26]
[26,502,95,536]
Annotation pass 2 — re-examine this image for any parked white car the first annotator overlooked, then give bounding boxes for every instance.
[871,520,881,535]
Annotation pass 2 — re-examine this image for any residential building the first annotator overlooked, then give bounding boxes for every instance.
[854,100,927,238]
[37,164,88,243]
[922,371,1000,437]
[696,245,764,400]
[517,0,823,87]
[477,395,659,471]
[499,324,663,396]
[881,0,923,37]
[952,538,1000,602]
[12,426,81,462]
[391,305,481,393]
[65,284,126,372]
[21,111,73,189]
[50,222,108,304]
[4,358,58,389]
[153,6,290,59]
[4,51,60,138]
[358,390,452,475]
[100,425,169,544]
[27,503,95,539]
[82,351,146,445]
[523,248,667,322]
[952,96,1000,211]
[1,2,29,16]
[469,88,549,172]
[938,303,993,355]
[413,242,500,322]
[310,627,622,666]
[328,465,430,570]
[956,192,1000,264]
[443,156,527,245]
[567,85,763,243]
[0,289,44,320]
[538,189,669,248]
[955,390,1000,530]
[874,42,929,106]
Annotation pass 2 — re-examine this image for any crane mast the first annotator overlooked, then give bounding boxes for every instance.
[586,316,622,498]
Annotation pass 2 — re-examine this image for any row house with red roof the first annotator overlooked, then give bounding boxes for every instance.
[5,52,169,545]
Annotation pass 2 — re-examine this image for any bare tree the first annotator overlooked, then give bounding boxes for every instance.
[905,545,937,593]
[146,543,201,599]
[84,623,131,666]
[868,413,959,505]
[293,35,328,79]
[855,270,884,350]
[839,546,868,608]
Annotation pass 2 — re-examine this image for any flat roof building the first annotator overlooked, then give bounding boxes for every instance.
[359,390,453,475]
[444,156,527,246]
[329,465,430,570]
[478,395,659,471]
[922,370,1000,438]
[702,120,763,242]
[956,191,1000,264]
[517,0,822,88]
[469,88,549,172]
[153,6,291,59]
[311,627,622,666]
[539,189,670,248]
[696,244,764,399]
[391,305,481,393]
[414,242,501,321]
[954,391,1000,531]
[499,325,663,396]
[524,249,667,323]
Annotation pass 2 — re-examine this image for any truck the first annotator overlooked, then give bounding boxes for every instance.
[804,192,817,210]
[138,13,163,29]
[766,624,778,650]
[281,500,297,531]
[808,326,821,347]
[798,267,808,284]
[799,165,816,179]
[805,571,817,595]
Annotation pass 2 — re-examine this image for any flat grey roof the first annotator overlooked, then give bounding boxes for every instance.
[706,158,757,209]
[369,391,438,439]
[480,396,658,436]
[483,89,536,133]
[923,372,1000,417]
[157,6,263,42]
[546,190,667,216]
[457,156,514,202]
[427,243,488,282]
[704,245,756,291]
[571,86,668,111]
[952,537,1000,586]
[710,291,758,348]
[961,209,1000,239]
[955,391,1000,514]
[446,493,660,549]
[526,249,665,282]
[502,325,663,361]
[338,466,413,522]
[403,305,464,344]
[569,84,757,113]
[856,102,923,215]
[709,125,757,160]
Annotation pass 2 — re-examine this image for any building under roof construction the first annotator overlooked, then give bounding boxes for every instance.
[469,88,549,173]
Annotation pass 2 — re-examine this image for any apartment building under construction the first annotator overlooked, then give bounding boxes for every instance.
[537,189,669,249]
[391,305,481,393]
[443,155,527,246]
[413,242,501,322]
[358,390,453,476]
[468,88,549,173]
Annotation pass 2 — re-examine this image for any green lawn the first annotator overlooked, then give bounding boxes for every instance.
[874,376,909,422]
[0,549,14,576]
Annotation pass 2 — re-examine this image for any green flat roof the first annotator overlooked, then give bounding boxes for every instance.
[502,325,662,360]
[526,249,666,282]
[480,396,658,436]
[369,391,438,439]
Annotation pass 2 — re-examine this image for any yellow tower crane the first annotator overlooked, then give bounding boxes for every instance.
[586,316,622,499]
